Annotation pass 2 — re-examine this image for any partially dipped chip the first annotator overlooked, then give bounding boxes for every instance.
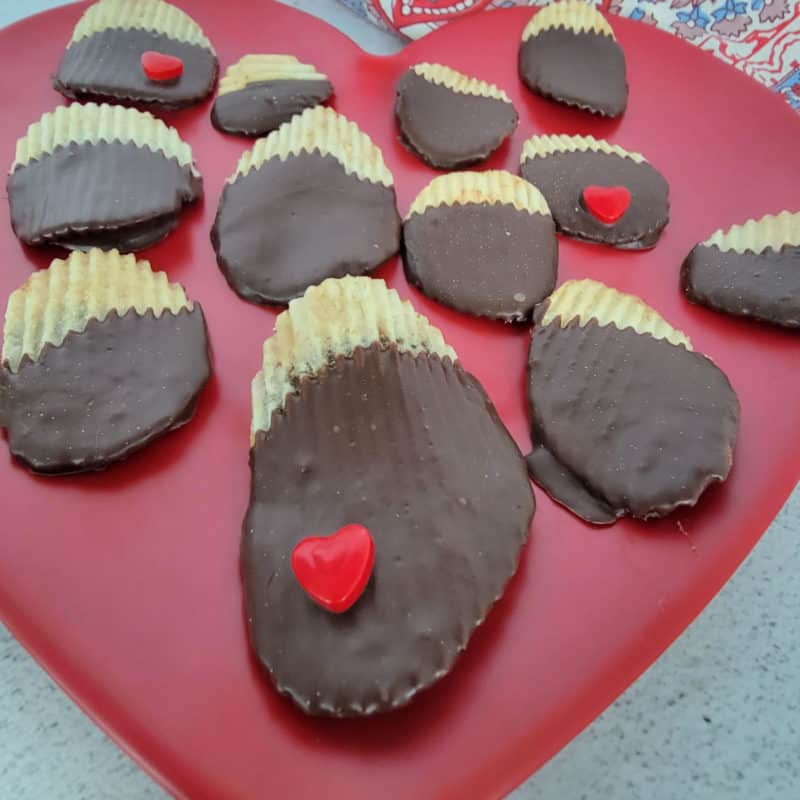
[519,0,627,117]
[54,0,218,109]
[526,279,739,524]
[8,103,202,252]
[395,63,518,170]
[403,171,557,321]
[519,134,669,249]
[0,250,210,475]
[212,107,401,306]
[211,54,334,137]
[682,211,800,329]
[243,276,534,715]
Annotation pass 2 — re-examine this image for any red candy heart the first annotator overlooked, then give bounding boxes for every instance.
[582,185,631,224]
[141,51,183,82]
[291,524,375,613]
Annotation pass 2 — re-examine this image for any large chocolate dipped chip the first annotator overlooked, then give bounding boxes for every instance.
[526,280,739,523]
[518,1,627,117]
[681,211,800,329]
[212,55,333,137]
[403,172,557,321]
[395,64,518,170]
[8,103,202,252]
[54,0,217,109]
[520,135,669,249]
[243,345,533,715]
[212,107,401,305]
[242,277,533,715]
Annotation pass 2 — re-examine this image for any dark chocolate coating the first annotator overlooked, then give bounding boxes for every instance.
[525,447,618,525]
[395,70,518,170]
[403,202,558,321]
[0,307,210,475]
[7,140,202,252]
[527,313,739,521]
[520,150,669,249]
[242,344,534,716]
[518,28,627,117]
[54,28,218,109]
[211,79,334,137]
[211,152,401,305]
[682,243,800,329]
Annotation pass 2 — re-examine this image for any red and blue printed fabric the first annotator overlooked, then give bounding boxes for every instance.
[339,0,800,111]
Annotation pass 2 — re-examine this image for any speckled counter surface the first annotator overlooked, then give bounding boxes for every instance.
[2,2,799,799]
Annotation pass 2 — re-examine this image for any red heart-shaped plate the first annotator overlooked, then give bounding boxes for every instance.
[1,2,799,798]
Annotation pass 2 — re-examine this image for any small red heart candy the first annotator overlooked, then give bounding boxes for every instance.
[291,524,375,614]
[141,51,183,82]
[582,185,631,224]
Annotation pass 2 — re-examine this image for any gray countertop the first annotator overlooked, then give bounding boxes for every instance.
[1,2,798,798]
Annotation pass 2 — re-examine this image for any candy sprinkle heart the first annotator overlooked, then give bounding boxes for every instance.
[582,185,631,224]
[141,51,184,82]
[291,524,375,613]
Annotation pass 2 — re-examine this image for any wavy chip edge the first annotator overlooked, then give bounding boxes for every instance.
[12,102,198,175]
[2,249,192,373]
[69,0,215,51]
[539,279,692,350]
[407,170,551,218]
[521,0,614,41]
[251,275,456,441]
[229,106,393,186]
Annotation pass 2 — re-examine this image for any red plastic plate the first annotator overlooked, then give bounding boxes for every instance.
[1,3,798,798]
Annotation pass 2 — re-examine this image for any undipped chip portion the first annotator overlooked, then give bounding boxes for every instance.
[230,106,392,187]
[2,249,191,372]
[12,102,197,174]
[540,279,692,349]
[520,133,644,166]
[251,276,455,439]
[410,63,512,103]
[218,54,327,95]
[681,211,800,329]
[703,210,800,254]
[69,0,215,51]
[407,170,550,218]
[521,0,615,40]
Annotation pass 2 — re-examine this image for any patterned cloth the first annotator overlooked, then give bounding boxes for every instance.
[339,0,800,110]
